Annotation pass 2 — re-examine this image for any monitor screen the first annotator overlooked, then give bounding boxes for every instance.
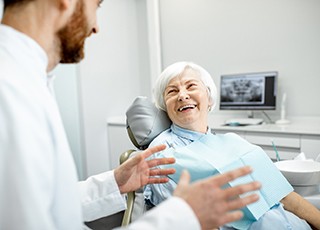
[219,71,277,110]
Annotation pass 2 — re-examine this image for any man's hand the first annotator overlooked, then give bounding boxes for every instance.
[114,145,175,194]
[174,166,261,230]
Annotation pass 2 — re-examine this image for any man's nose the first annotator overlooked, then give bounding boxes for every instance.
[92,24,100,34]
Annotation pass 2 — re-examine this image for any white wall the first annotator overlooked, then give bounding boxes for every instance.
[0,0,2,18]
[79,0,151,176]
[52,64,86,180]
[159,0,320,118]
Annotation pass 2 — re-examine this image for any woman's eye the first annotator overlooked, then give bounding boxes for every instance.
[187,83,197,89]
[167,89,176,95]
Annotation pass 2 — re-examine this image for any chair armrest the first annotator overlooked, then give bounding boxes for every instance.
[121,191,135,226]
[119,149,136,165]
[119,149,137,226]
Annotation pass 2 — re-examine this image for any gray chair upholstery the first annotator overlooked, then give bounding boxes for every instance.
[126,96,171,150]
[120,96,171,226]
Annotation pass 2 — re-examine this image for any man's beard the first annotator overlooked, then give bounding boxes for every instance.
[57,0,88,63]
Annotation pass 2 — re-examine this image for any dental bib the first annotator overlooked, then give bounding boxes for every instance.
[159,132,293,230]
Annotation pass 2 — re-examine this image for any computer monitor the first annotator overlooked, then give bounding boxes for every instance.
[219,71,277,111]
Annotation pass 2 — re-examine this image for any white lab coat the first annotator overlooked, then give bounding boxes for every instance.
[0,24,200,230]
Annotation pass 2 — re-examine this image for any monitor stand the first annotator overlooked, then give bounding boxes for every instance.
[224,111,263,126]
[247,111,254,118]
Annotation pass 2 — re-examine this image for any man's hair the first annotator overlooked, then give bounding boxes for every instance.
[3,0,34,10]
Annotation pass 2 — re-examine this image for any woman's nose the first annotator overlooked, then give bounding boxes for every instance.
[178,91,190,101]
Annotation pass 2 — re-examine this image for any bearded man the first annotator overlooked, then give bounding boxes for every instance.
[0,0,260,229]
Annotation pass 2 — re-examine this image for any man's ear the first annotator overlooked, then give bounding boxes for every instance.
[58,0,74,11]
[54,0,76,29]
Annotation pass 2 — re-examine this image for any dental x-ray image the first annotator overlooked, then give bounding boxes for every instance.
[220,76,265,105]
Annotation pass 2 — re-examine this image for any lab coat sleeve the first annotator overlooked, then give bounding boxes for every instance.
[78,170,127,222]
[114,197,200,230]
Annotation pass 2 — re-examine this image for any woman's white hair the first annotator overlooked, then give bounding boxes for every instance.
[153,61,217,112]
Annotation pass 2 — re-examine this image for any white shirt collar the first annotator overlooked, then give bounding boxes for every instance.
[0,24,49,86]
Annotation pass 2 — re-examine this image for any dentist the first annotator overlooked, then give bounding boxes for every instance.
[0,0,260,229]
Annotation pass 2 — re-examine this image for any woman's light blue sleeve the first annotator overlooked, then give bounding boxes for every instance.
[144,130,177,205]
[143,146,177,205]
[145,178,177,205]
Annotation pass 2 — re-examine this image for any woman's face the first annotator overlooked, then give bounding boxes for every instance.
[164,69,210,133]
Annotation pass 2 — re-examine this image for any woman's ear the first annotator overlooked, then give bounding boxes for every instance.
[207,88,215,111]
[209,98,216,111]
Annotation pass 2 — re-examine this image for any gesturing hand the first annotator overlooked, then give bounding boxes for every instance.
[174,166,261,230]
[114,144,175,194]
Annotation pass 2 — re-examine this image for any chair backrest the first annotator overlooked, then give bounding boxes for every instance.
[126,96,171,150]
[120,96,171,226]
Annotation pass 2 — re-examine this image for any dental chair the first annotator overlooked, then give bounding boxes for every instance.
[120,96,171,226]
[85,96,169,230]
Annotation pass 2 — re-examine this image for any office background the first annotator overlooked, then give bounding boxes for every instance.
[1,0,319,179]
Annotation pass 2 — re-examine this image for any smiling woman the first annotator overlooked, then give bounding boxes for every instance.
[163,69,210,133]
[153,62,217,133]
[165,71,212,133]
[143,61,320,230]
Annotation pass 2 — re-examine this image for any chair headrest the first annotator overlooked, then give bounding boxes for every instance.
[126,96,171,150]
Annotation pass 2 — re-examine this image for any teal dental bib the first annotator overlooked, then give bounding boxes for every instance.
[159,133,293,230]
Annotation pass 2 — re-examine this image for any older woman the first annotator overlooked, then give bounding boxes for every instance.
[144,62,320,230]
